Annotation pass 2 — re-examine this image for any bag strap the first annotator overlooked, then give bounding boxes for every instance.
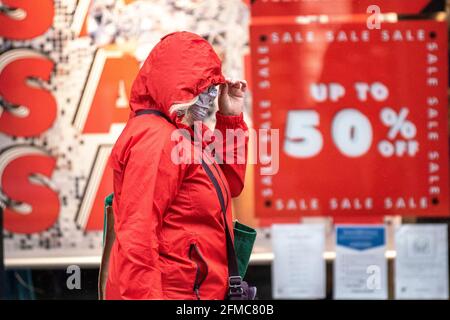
[135,109,172,123]
[199,161,243,288]
[135,109,244,298]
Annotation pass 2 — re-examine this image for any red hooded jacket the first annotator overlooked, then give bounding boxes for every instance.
[105,32,248,300]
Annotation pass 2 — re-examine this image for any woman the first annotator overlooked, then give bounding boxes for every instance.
[104,31,248,300]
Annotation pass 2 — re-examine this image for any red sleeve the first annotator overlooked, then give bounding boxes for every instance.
[214,111,249,197]
[113,129,181,299]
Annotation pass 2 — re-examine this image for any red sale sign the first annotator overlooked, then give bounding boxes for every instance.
[251,0,444,17]
[251,20,449,219]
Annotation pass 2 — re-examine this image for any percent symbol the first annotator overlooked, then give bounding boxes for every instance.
[378,107,419,157]
[380,107,417,139]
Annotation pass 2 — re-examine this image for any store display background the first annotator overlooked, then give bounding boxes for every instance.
[0,0,249,261]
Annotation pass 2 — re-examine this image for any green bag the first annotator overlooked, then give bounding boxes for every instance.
[103,193,114,246]
[102,193,257,278]
[233,220,257,278]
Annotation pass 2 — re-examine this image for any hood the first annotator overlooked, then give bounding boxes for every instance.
[129,31,226,121]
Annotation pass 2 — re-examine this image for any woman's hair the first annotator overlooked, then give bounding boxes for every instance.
[169,96,199,116]
[169,85,217,125]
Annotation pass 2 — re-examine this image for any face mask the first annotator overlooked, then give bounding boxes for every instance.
[187,85,218,122]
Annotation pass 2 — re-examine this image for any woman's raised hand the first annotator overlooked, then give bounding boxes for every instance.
[218,78,247,116]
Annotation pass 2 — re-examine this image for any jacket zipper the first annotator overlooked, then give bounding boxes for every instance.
[189,243,208,300]
[193,259,201,300]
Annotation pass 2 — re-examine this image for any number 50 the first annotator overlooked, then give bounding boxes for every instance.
[284,109,373,158]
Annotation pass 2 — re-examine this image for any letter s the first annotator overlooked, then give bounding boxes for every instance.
[0,49,57,137]
[0,146,60,234]
[0,0,54,40]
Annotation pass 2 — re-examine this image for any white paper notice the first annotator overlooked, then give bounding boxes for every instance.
[395,224,449,299]
[271,224,326,299]
[334,225,388,300]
